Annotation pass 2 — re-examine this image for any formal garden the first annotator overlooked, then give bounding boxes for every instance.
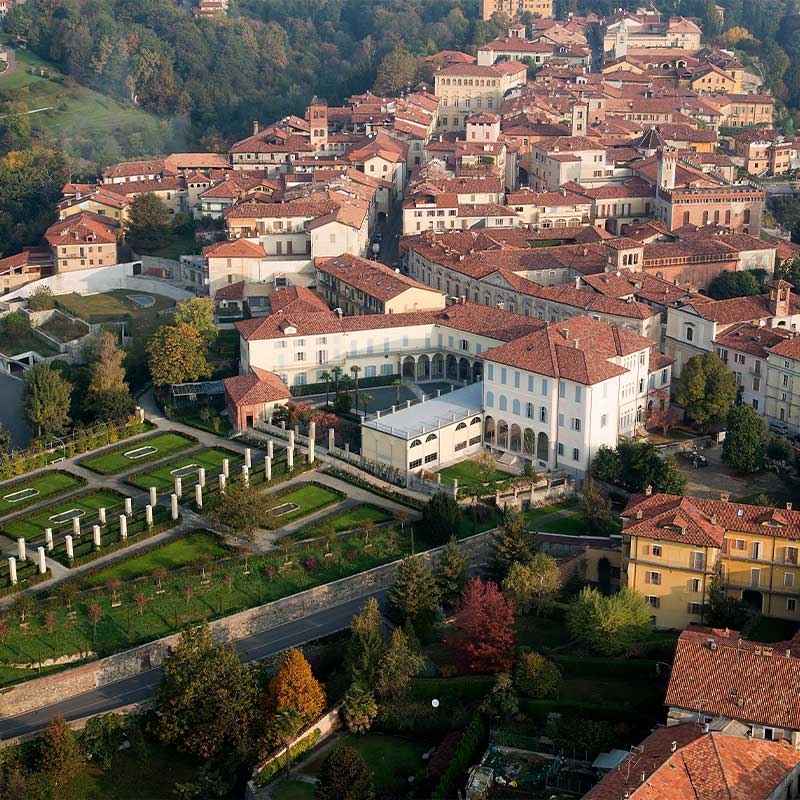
[126,446,243,492]
[0,471,86,516]
[263,483,345,526]
[80,432,197,475]
[278,505,392,546]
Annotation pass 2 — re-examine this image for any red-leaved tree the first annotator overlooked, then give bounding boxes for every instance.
[447,577,515,673]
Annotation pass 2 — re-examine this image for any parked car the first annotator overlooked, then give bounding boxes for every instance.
[770,421,789,436]
[681,449,708,467]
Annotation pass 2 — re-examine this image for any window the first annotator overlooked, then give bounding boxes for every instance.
[645,571,661,585]
[557,442,564,456]
[296,352,305,362]
[460,339,469,351]
[526,402,534,418]
[572,448,580,461]
[788,598,797,612]
[365,366,376,378]
[601,414,608,428]
[651,545,662,557]
[499,395,508,411]
[558,413,565,427]
[514,372,520,389]
[409,458,422,469]
[528,376,534,392]
[539,407,547,423]
[501,367,507,385]
[690,552,705,570]
[486,391,494,408]
[688,602,702,615]
[541,379,548,395]
[487,364,494,381]
[647,596,660,608]
[410,439,422,448]
[691,578,701,593]
[424,452,437,464]
[575,386,582,403]
[685,325,694,342]
[572,418,581,432]
[786,573,795,588]
[559,380,566,398]
[751,568,761,587]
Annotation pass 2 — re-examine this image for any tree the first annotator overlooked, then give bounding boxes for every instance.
[722,404,766,473]
[448,577,515,673]
[134,591,147,616]
[40,714,83,788]
[85,330,132,421]
[582,481,616,535]
[502,553,562,616]
[566,587,652,656]
[373,48,418,95]
[27,285,55,311]
[475,450,498,487]
[153,622,258,759]
[707,270,761,300]
[480,672,519,720]
[376,627,424,700]
[266,708,302,778]
[514,651,562,699]
[320,370,331,407]
[211,482,273,540]
[387,555,439,626]
[24,363,72,436]
[87,603,103,643]
[125,193,173,254]
[767,436,794,462]
[350,365,361,412]
[146,323,210,387]
[347,597,386,691]
[316,745,372,800]
[492,507,533,577]
[706,565,749,629]
[420,492,461,545]
[342,684,378,733]
[435,537,468,609]
[268,648,326,723]
[0,421,10,452]
[676,352,737,432]
[617,440,687,495]
[174,297,217,344]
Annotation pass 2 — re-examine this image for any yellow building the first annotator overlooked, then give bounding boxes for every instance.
[766,330,800,434]
[622,491,800,629]
[479,0,553,21]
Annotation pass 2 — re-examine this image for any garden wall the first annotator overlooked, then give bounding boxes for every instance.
[0,530,495,719]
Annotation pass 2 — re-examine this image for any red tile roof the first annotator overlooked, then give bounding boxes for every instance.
[44,212,118,246]
[714,322,792,359]
[215,280,245,300]
[203,240,266,258]
[223,367,291,407]
[268,286,329,315]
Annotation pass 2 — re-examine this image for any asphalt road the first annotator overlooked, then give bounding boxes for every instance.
[0,590,386,741]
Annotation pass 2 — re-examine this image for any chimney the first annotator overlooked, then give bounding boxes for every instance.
[720,492,730,502]
[671,740,678,752]
[253,120,259,136]
[645,484,653,496]
[788,502,793,511]
[573,338,579,349]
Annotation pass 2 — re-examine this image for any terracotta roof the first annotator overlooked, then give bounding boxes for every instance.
[268,286,329,315]
[203,240,266,258]
[101,159,165,179]
[215,281,245,301]
[223,367,291,407]
[44,211,118,247]
[481,316,653,385]
[665,627,800,731]
[768,335,800,361]
[585,721,800,800]
[714,322,792,359]
[682,291,799,325]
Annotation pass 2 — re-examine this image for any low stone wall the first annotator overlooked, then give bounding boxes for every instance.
[0,531,495,719]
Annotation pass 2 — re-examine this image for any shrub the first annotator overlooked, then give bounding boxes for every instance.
[431,713,487,800]
[254,730,321,786]
[303,556,318,573]
[514,651,562,699]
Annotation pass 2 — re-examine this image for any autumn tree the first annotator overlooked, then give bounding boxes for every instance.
[211,482,273,540]
[174,297,217,344]
[268,648,326,723]
[676,352,737,432]
[376,627,424,700]
[566,587,651,656]
[447,577,515,673]
[387,555,440,627]
[492,507,533,577]
[722,404,766,473]
[125,193,173,254]
[513,651,562,699]
[146,323,210,387]
[153,622,258,759]
[316,745,372,800]
[435,537,468,610]
[87,604,103,642]
[347,597,386,691]
[373,48,418,95]
[85,330,133,421]
[40,714,84,788]
[24,363,72,436]
[502,553,562,616]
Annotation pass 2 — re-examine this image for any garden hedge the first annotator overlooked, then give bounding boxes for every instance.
[254,729,322,786]
[431,713,487,800]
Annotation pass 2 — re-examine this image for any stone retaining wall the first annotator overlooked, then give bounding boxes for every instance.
[0,531,495,719]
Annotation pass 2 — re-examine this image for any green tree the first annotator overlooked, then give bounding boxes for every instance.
[153,622,258,759]
[582,480,616,534]
[566,587,652,656]
[502,553,562,616]
[174,297,217,344]
[211,482,273,540]
[266,708,302,777]
[435,537,468,609]
[492,507,533,577]
[27,285,55,311]
[480,672,519,721]
[125,193,173,254]
[514,651,562,699]
[342,684,378,733]
[722,404,766,473]
[40,714,83,788]
[373,48,418,95]
[420,491,461,545]
[767,436,795,462]
[85,330,132,421]
[617,440,686,495]
[707,270,761,300]
[376,627,424,700]
[24,363,72,436]
[706,565,749,629]
[146,323,210,387]
[387,555,440,626]
[676,352,737,432]
[347,597,386,691]
[316,745,372,800]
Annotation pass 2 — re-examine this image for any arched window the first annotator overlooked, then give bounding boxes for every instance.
[425,433,437,442]
[410,439,421,448]
[512,399,521,415]
[486,391,494,408]
[455,422,467,431]
[471,416,482,425]
[499,395,508,411]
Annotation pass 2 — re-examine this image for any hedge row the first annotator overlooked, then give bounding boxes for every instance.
[553,656,664,679]
[322,467,424,510]
[254,729,321,786]
[519,698,632,724]
[410,677,494,706]
[431,713,487,800]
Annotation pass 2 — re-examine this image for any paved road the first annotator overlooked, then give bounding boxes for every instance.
[0,372,31,449]
[0,590,387,741]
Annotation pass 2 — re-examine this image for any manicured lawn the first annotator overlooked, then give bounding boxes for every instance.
[291,505,391,538]
[302,734,425,790]
[173,410,233,436]
[515,612,573,652]
[437,459,513,487]
[54,290,177,335]
[0,526,408,684]
[535,510,621,537]
[523,499,578,529]
[0,471,84,516]
[273,781,316,800]
[266,484,344,523]
[127,446,243,491]
[0,489,125,540]
[78,531,234,589]
[80,432,196,475]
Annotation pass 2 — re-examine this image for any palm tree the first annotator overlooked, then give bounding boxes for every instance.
[330,366,343,394]
[393,378,402,406]
[350,365,361,412]
[269,708,302,777]
[320,370,332,408]
[361,393,373,414]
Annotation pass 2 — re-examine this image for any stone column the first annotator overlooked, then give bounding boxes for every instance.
[288,430,295,451]
[328,427,335,450]
[98,507,107,526]
[37,546,46,574]
[149,487,157,506]
[280,421,286,431]
[198,467,206,488]
[17,537,25,561]
[8,557,16,585]
[244,448,252,468]
[65,536,74,561]
[93,525,101,550]
[219,473,226,494]
[308,422,316,463]
[72,516,81,538]
[170,493,179,520]
[145,504,153,529]
[119,514,128,541]
[452,478,458,497]
[222,458,230,478]
[242,464,250,487]
[286,444,294,472]
[124,497,133,516]
[195,483,203,509]
[174,476,182,498]
[268,440,274,459]
[265,456,272,481]
[45,528,53,552]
